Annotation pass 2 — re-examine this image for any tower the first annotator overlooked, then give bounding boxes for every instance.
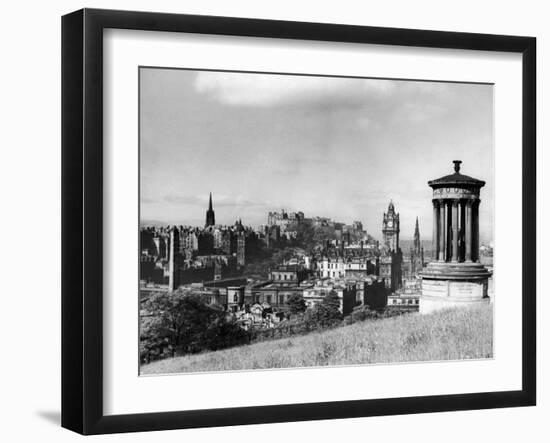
[382,200,400,251]
[410,217,424,276]
[168,226,180,291]
[205,192,215,227]
[380,201,403,292]
[237,232,246,266]
[420,161,492,314]
[413,217,421,254]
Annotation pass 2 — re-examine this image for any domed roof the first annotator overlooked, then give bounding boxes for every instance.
[428,161,485,188]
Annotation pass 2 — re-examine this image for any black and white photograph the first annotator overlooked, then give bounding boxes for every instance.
[138,68,494,375]
[0,0,545,439]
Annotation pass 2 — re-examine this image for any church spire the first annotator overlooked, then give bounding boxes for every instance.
[205,192,215,227]
[414,216,421,252]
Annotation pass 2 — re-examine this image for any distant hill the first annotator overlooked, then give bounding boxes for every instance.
[142,303,492,374]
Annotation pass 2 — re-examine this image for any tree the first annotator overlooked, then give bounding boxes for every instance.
[302,290,342,330]
[316,290,342,325]
[140,291,250,362]
[286,293,307,315]
[322,290,341,312]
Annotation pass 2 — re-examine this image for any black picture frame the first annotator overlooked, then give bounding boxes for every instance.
[61,8,536,435]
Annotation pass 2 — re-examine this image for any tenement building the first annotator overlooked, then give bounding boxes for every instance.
[140,195,265,290]
[420,161,492,313]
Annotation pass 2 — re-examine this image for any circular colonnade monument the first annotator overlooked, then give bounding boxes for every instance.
[420,160,492,314]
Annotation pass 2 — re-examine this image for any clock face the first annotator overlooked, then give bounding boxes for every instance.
[388,220,393,227]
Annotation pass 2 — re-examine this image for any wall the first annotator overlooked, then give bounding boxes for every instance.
[0,1,546,442]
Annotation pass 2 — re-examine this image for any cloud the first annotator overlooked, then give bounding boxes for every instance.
[192,71,462,130]
[194,71,397,107]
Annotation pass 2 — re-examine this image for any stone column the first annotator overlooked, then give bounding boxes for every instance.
[432,200,439,260]
[446,200,453,261]
[459,200,466,262]
[465,200,472,262]
[473,200,480,262]
[438,199,446,261]
[451,200,459,262]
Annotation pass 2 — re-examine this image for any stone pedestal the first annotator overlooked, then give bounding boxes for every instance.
[420,262,491,314]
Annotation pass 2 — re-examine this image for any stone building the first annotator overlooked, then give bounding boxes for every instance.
[361,277,387,310]
[269,265,308,285]
[226,286,245,312]
[152,235,168,259]
[317,256,377,280]
[237,265,311,312]
[168,226,180,291]
[379,201,403,291]
[317,256,346,279]
[382,200,400,251]
[420,161,492,313]
[249,283,311,311]
[388,294,420,309]
[302,280,357,316]
[267,209,304,227]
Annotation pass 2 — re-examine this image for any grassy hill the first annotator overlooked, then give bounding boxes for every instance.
[141,303,493,375]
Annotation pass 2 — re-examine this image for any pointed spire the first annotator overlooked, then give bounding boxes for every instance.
[205,192,215,227]
[414,216,421,252]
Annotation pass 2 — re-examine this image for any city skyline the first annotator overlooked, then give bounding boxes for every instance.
[140,68,494,242]
[142,195,431,243]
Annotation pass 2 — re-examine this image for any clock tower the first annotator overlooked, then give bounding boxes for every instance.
[382,200,400,251]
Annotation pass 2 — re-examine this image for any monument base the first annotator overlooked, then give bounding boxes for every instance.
[420,261,491,315]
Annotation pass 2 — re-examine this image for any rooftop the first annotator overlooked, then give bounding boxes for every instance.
[428,160,486,188]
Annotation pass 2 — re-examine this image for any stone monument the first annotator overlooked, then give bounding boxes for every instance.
[420,160,492,314]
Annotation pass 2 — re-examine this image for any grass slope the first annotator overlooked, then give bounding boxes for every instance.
[141,303,493,375]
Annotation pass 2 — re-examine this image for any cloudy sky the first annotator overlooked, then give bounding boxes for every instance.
[140,68,494,242]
